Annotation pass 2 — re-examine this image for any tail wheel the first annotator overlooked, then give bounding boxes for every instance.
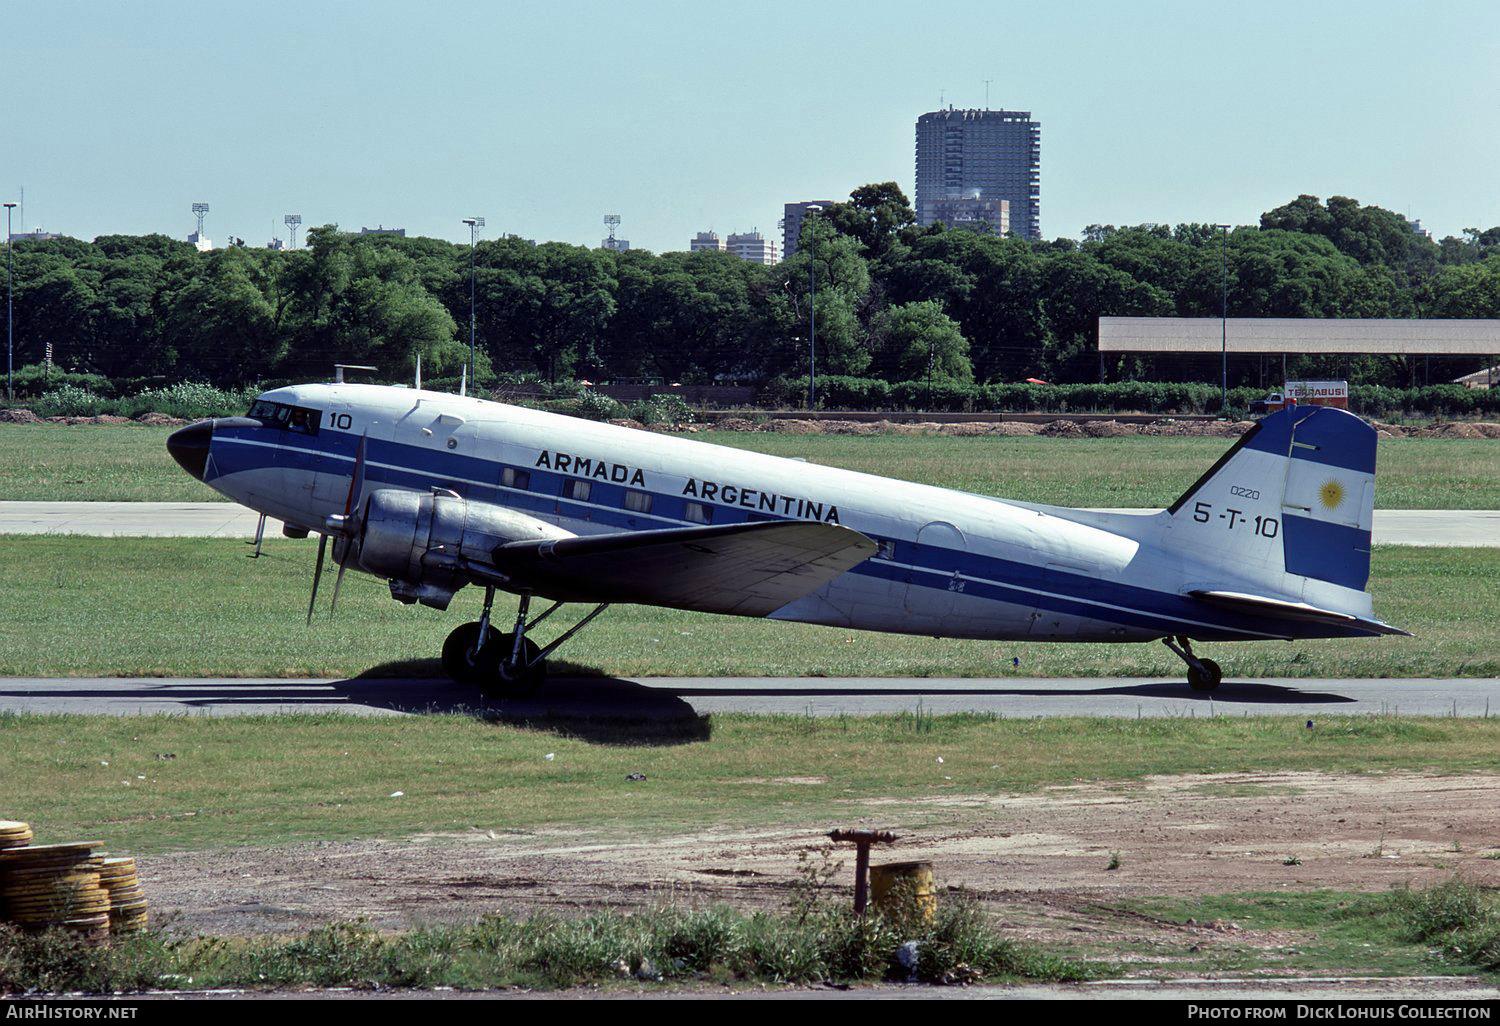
[441,622,486,684]
[477,632,545,699]
[1188,657,1223,692]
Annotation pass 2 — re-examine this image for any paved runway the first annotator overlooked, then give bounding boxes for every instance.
[1,501,1495,545]
[3,675,1497,719]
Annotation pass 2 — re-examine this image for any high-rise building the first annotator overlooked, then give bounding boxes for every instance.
[726,231,778,265]
[782,200,835,259]
[915,108,1040,239]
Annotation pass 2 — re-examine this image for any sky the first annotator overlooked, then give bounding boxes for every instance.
[4,0,1498,253]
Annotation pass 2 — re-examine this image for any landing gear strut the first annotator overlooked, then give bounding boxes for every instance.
[1162,635,1223,692]
[440,588,610,699]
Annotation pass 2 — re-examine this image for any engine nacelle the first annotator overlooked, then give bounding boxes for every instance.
[355,488,572,609]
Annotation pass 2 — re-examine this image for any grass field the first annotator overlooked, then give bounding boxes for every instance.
[6,711,1499,855]
[3,422,1498,508]
[0,537,1493,678]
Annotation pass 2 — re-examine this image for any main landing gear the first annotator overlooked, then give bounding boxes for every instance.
[440,586,610,699]
[1162,635,1223,692]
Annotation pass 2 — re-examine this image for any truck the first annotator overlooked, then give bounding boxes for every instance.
[1249,380,1349,416]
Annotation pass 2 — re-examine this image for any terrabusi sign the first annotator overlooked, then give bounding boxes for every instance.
[1285,380,1350,409]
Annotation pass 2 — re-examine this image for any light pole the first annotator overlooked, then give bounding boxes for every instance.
[5,202,15,402]
[1217,224,1230,415]
[804,204,823,410]
[461,217,484,390]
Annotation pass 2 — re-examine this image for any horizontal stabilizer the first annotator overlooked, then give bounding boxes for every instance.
[490,521,877,616]
[1188,590,1411,637]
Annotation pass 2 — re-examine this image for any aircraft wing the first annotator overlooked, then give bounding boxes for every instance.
[487,521,877,616]
[1187,590,1412,637]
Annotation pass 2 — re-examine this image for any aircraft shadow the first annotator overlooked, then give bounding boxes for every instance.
[660,679,1358,705]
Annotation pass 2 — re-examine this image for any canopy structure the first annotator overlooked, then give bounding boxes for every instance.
[1098,318,1500,356]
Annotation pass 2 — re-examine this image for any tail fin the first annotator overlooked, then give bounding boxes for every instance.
[1167,406,1376,598]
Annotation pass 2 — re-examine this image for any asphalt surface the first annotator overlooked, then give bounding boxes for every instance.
[1,501,1497,545]
[3,674,1498,718]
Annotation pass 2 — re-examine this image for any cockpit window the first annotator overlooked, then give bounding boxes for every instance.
[247,400,321,435]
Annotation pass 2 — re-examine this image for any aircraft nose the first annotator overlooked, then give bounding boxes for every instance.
[167,419,213,481]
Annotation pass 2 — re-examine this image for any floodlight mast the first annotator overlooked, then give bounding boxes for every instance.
[4,202,15,401]
[284,214,302,249]
[192,202,209,238]
[462,217,485,389]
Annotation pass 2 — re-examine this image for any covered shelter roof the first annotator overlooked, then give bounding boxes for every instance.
[1098,318,1500,355]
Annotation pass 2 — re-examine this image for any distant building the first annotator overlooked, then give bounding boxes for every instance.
[360,225,406,237]
[266,238,285,251]
[187,230,213,252]
[782,200,835,259]
[726,231,778,265]
[925,194,1009,237]
[1454,365,1498,390]
[915,107,1040,239]
[1408,219,1433,241]
[601,236,631,252]
[690,231,726,253]
[8,228,63,243]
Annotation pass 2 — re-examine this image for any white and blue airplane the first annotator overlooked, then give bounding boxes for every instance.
[167,382,1406,696]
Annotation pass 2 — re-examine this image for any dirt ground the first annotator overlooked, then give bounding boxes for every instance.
[138,770,1500,967]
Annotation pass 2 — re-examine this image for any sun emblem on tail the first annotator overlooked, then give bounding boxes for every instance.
[1319,479,1345,510]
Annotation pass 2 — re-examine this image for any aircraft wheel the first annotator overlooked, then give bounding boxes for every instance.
[478,633,545,699]
[1188,658,1223,692]
[441,622,486,684]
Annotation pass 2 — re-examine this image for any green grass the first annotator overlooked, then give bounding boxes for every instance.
[2,423,1496,508]
[1123,881,1500,977]
[0,537,1492,678]
[0,898,1088,993]
[4,712,1500,855]
[0,424,223,503]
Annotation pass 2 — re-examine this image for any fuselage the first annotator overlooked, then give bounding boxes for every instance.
[179,382,1379,644]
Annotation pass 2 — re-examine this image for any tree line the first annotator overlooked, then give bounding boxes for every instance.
[6,187,1499,394]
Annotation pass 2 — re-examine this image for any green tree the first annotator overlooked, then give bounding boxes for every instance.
[821,182,917,260]
[869,300,973,383]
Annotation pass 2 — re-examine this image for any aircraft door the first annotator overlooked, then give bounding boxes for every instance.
[903,521,968,616]
[308,400,355,508]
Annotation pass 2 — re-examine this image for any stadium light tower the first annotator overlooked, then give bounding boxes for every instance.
[284,214,302,249]
[462,217,485,388]
[192,202,209,237]
[5,202,15,401]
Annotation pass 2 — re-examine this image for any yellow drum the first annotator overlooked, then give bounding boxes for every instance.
[869,861,936,923]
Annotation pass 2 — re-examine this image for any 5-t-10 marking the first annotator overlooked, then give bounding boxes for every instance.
[1193,501,1279,537]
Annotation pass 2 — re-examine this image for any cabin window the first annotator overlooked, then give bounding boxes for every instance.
[684,501,713,524]
[247,400,321,435]
[624,490,652,514]
[562,479,591,502]
[502,468,530,490]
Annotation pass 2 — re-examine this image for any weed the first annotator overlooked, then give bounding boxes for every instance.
[1106,851,1121,871]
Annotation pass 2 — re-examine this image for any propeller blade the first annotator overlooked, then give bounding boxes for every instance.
[342,431,369,517]
[330,562,347,615]
[307,533,328,626]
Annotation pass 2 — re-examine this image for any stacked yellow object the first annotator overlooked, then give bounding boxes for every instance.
[98,857,149,934]
[0,841,111,944]
[0,821,33,851]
